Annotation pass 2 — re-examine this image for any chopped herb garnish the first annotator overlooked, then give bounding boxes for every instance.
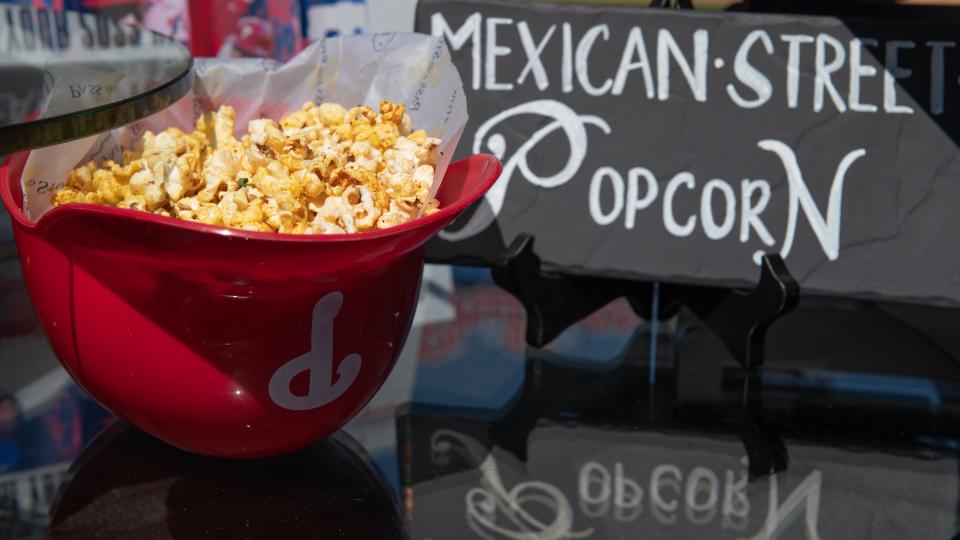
[238,177,249,187]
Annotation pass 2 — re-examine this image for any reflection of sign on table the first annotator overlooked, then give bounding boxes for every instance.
[403,418,958,540]
[418,0,960,307]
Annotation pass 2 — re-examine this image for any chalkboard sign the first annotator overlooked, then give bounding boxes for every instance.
[416,0,960,307]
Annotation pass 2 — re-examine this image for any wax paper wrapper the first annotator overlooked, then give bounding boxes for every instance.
[20,32,467,222]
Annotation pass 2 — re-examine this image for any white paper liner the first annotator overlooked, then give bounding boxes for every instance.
[21,32,467,223]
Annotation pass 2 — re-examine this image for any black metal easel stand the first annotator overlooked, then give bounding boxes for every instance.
[492,234,799,369]
[490,234,799,477]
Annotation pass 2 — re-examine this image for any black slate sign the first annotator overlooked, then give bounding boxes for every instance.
[416,0,960,307]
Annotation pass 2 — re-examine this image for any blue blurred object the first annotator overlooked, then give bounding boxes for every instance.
[452,265,493,286]
[0,382,112,476]
[412,277,644,411]
[0,440,21,474]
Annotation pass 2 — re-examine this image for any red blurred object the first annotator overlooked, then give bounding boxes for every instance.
[188,0,302,60]
[0,153,501,458]
[231,16,274,57]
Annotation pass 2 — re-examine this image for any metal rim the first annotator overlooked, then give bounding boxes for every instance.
[0,57,193,155]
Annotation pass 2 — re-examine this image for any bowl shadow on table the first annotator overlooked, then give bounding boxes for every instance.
[45,421,406,540]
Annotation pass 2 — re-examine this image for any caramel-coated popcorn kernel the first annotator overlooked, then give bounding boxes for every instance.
[51,100,442,235]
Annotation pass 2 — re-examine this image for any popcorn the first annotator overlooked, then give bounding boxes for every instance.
[51,100,443,234]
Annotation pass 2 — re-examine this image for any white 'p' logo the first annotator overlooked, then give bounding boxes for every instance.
[268,292,361,411]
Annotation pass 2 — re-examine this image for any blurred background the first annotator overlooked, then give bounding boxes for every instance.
[2,0,960,538]
[0,0,952,65]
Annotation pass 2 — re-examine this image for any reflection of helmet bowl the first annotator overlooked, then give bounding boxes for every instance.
[48,422,403,538]
[1,152,500,458]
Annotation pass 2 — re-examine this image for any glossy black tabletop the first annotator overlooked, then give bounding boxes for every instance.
[2,246,960,538]
[0,5,191,154]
